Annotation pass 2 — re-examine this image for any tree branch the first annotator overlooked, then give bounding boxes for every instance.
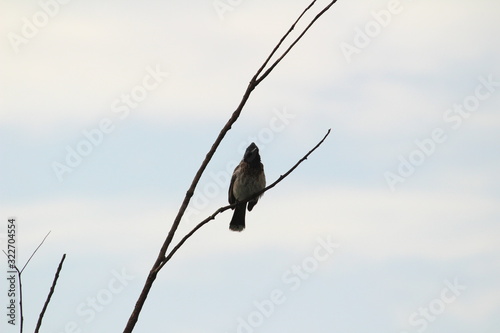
[34,254,66,333]
[123,1,338,331]
[16,266,23,333]
[3,231,53,333]
[254,0,317,80]
[157,128,331,270]
[255,0,339,85]
[20,231,51,274]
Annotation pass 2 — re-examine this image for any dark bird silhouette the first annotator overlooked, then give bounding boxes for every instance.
[228,142,266,231]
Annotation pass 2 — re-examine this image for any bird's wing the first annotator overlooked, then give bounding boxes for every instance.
[228,172,237,204]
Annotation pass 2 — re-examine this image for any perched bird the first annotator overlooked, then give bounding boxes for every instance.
[228,142,266,231]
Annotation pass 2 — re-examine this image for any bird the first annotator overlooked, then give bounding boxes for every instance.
[228,142,266,232]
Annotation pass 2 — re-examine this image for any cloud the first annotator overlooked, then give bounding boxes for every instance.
[6,182,497,264]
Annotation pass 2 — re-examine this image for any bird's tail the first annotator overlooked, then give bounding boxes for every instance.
[229,203,246,232]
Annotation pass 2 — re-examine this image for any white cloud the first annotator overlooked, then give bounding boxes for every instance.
[258,187,499,260]
[450,286,500,323]
[2,0,499,137]
[6,183,497,265]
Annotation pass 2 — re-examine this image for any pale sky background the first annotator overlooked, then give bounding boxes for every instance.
[1,0,499,332]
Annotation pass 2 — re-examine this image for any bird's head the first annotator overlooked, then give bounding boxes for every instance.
[243,142,261,164]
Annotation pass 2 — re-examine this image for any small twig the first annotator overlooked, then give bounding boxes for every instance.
[34,254,67,333]
[255,0,338,85]
[20,231,51,274]
[2,231,52,333]
[157,129,332,271]
[254,0,317,80]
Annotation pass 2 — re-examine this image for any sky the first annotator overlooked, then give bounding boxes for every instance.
[1,0,499,332]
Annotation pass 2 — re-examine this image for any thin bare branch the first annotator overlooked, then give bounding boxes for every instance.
[253,0,317,80]
[157,128,332,270]
[3,231,52,333]
[256,0,338,85]
[34,254,67,333]
[20,231,51,274]
[15,266,23,333]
